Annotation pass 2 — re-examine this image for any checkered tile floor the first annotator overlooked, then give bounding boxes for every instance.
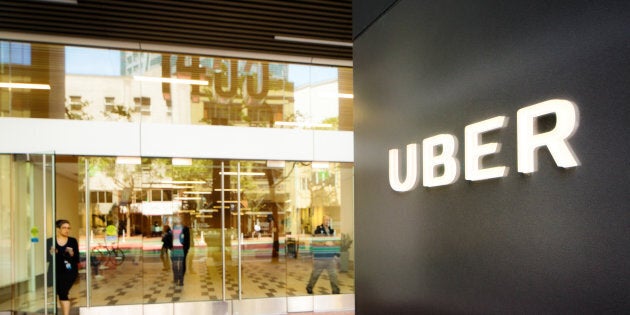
[2,249,354,314]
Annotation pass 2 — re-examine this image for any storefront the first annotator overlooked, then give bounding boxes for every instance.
[0,39,355,314]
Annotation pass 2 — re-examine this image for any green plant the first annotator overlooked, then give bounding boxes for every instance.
[340,233,353,252]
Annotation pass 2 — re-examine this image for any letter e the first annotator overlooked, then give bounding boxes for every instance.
[465,116,509,181]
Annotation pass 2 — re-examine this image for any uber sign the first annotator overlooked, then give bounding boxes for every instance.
[389,99,580,192]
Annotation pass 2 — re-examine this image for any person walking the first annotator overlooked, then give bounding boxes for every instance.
[171,214,190,286]
[160,225,172,271]
[306,215,340,294]
[47,219,80,315]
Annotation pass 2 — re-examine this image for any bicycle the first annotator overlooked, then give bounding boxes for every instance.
[93,241,125,269]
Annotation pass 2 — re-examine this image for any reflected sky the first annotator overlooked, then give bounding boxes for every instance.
[65,46,338,86]
[288,64,338,87]
[65,47,121,76]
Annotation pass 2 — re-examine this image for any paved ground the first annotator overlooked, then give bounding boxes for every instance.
[3,249,354,314]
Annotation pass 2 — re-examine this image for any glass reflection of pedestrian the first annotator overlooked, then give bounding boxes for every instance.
[171,214,190,286]
[306,215,340,294]
[47,219,80,315]
[160,225,172,271]
[186,228,196,275]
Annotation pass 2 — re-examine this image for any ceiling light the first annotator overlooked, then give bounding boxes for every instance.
[312,161,330,169]
[115,156,141,165]
[274,35,353,47]
[316,91,354,99]
[338,93,354,99]
[172,158,192,166]
[219,171,265,176]
[133,76,209,85]
[176,210,196,213]
[174,197,202,200]
[199,209,218,213]
[35,0,77,3]
[267,160,286,168]
[0,82,51,90]
[160,180,206,184]
[213,188,240,192]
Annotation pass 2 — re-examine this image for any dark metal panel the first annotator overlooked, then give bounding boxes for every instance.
[0,0,352,61]
[354,0,630,314]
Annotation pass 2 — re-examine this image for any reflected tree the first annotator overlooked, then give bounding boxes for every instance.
[102,104,132,122]
[65,99,93,120]
[263,163,296,261]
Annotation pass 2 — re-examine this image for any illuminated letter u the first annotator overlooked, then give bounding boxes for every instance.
[389,143,420,192]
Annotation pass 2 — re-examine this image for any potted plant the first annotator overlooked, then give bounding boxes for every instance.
[339,233,353,272]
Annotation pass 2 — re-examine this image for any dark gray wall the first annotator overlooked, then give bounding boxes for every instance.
[353,1,630,314]
[352,0,397,38]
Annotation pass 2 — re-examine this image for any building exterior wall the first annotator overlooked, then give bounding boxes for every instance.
[353,1,630,314]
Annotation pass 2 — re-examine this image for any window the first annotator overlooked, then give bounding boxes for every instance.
[69,95,83,110]
[89,191,113,203]
[149,189,172,201]
[134,97,151,115]
[104,96,115,112]
[0,41,31,65]
[150,189,161,201]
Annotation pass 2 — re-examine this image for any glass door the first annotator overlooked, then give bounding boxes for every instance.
[236,161,287,300]
[0,153,57,314]
[82,156,144,307]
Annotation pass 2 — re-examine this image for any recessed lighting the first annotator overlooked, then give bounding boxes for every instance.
[312,161,330,169]
[133,76,209,85]
[274,35,352,47]
[0,82,51,90]
[115,156,141,165]
[172,158,192,166]
[219,171,265,176]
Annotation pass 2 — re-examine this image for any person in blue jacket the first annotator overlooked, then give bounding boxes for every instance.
[170,214,190,286]
[306,215,340,294]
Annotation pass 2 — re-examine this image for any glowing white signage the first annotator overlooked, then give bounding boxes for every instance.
[517,99,580,173]
[465,116,509,181]
[423,134,459,187]
[389,99,580,192]
[388,143,420,191]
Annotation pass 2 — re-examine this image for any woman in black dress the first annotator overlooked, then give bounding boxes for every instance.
[47,219,79,315]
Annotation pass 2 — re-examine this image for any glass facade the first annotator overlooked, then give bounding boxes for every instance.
[0,40,354,313]
[0,42,353,131]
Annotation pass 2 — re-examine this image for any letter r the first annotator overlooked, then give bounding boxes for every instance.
[517,99,580,173]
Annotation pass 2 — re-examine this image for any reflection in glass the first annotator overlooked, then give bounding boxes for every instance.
[1,41,352,130]
[80,157,145,306]
[1,154,353,312]
[1,38,354,312]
